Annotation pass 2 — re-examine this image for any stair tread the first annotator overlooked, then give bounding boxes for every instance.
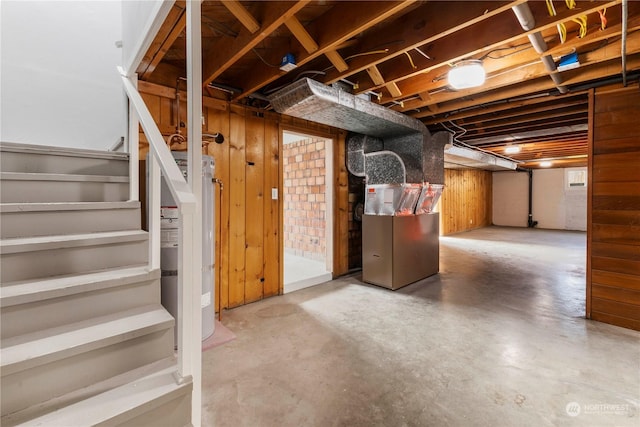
[1,266,158,308]
[13,363,190,426]
[0,230,148,254]
[1,305,174,375]
[0,201,140,213]
[0,142,130,160]
[1,357,179,425]
[0,172,129,182]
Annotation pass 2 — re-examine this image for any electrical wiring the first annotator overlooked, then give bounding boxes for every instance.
[252,48,280,68]
[404,51,417,69]
[481,44,532,60]
[572,15,588,38]
[343,49,389,62]
[599,8,608,31]
[546,0,567,43]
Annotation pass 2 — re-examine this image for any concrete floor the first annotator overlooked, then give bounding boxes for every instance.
[202,227,639,427]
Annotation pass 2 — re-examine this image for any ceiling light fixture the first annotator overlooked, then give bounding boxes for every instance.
[448,59,486,90]
[539,161,552,167]
[504,145,521,154]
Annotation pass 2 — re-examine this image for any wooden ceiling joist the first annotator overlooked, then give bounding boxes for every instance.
[285,16,319,54]
[221,0,260,34]
[425,94,587,125]
[386,82,402,98]
[325,50,348,73]
[366,65,386,86]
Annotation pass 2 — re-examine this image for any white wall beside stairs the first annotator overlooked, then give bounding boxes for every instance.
[0,1,125,151]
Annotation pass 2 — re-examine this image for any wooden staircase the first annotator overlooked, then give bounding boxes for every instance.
[0,142,192,426]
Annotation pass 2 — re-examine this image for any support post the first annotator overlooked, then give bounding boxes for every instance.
[185,1,203,425]
[128,73,139,201]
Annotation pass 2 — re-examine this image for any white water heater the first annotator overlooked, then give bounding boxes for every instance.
[152,152,215,342]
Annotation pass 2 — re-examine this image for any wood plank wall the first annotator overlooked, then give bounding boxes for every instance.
[439,169,493,235]
[587,85,640,331]
[137,82,348,310]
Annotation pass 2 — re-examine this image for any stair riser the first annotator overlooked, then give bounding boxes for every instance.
[114,389,192,427]
[0,180,129,203]
[1,240,148,283]
[0,152,128,176]
[1,328,174,416]
[1,280,160,339]
[0,208,141,239]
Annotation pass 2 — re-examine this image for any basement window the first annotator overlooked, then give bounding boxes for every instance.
[566,168,587,189]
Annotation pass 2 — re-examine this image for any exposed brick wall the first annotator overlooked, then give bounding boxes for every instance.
[283,138,327,261]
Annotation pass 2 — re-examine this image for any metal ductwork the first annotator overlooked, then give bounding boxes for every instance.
[269,78,446,185]
[270,78,427,138]
[444,144,518,171]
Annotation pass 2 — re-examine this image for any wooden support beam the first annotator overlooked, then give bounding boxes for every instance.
[386,82,402,98]
[285,16,318,54]
[137,3,186,78]
[366,65,385,86]
[325,50,348,72]
[221,0,260,34]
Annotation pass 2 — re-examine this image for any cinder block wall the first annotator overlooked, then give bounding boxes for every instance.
[283,138,327,261]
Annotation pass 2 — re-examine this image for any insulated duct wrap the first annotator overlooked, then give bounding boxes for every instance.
[270,78,427,138]
[269,78,445,186]
[346,134,384,177]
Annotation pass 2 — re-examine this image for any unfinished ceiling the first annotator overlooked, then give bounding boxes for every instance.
[138,0,640,169]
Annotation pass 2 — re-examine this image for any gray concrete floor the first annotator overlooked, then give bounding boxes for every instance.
[202,227,639,427]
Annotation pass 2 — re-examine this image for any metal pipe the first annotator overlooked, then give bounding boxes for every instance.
[622,0,629,86]
[527,169,538,228]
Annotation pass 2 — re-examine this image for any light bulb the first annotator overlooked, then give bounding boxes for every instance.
[448,60,486,90]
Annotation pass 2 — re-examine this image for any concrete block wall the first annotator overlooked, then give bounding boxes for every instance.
[283,138,327,261]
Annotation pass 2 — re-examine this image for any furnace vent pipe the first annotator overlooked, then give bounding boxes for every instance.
[512,2,567,93]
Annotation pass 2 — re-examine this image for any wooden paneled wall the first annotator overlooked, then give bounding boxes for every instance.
[138,82,348,310]
[439,169,493,235]
[587,85,640,331]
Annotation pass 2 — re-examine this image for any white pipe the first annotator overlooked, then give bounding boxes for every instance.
[541,55,556,72]
[512,3,535,30]
[528,32,548,54]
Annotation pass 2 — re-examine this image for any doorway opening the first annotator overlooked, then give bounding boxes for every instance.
[282,130,333,293]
